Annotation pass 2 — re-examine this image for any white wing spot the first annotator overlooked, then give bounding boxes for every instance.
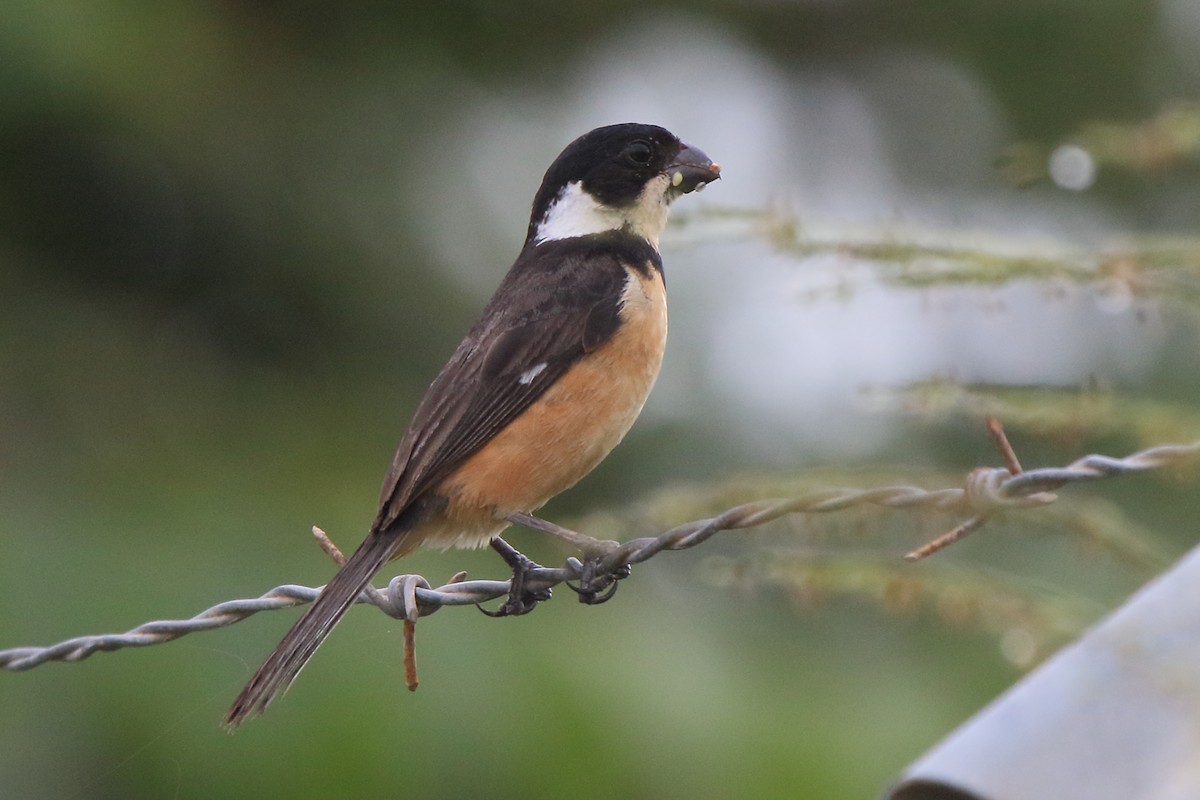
[518,362,548,385]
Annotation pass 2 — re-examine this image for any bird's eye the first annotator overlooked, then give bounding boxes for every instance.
[626,140,653,165]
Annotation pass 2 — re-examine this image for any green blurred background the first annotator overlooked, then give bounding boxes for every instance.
[3,1,1200,798]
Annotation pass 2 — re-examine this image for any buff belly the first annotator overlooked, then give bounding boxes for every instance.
[408,263,667,553]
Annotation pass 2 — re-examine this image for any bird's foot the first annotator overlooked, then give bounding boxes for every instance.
[567,558,631,605]
[478,537,552,618]
[502,511,628,604]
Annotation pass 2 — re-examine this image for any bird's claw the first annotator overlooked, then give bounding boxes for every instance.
[478,585,552,617]
[567,559,631,605]
[477,547,552,617]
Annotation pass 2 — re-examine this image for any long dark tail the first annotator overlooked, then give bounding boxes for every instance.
[224,528,403,729]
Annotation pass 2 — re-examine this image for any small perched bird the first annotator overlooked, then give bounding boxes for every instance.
[226,123,720,727]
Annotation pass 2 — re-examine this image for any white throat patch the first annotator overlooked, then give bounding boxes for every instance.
[534,175,673,249]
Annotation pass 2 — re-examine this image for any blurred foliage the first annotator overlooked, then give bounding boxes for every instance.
[3,1,1200,800]
[700,550,1099,669]
[1000,102,1200,185]
[684,202,1200,318]
[866,379,1200,452]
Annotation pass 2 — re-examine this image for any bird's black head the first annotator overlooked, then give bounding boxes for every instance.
[526,123,720,248]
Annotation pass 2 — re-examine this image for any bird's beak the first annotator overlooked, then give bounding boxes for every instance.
[666,143,721,195]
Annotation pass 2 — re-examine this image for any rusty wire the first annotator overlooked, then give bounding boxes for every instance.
[2,436,1197,672]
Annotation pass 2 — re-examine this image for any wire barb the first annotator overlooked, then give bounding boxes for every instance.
[2,436,1197,672]
[904,417,1044,561]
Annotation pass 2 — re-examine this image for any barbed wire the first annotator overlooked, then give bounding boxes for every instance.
[2,433,1197,673]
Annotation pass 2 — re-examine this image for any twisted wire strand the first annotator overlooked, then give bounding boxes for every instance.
[3,439,1196,672]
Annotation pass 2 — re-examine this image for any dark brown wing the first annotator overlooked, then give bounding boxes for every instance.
[372,232,661,534]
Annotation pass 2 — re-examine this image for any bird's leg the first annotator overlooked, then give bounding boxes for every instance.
[478,536,552,617]
[505,511,614,553]
[505,512,629,605]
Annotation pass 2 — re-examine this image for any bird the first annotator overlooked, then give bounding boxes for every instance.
[225,123,720,727]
